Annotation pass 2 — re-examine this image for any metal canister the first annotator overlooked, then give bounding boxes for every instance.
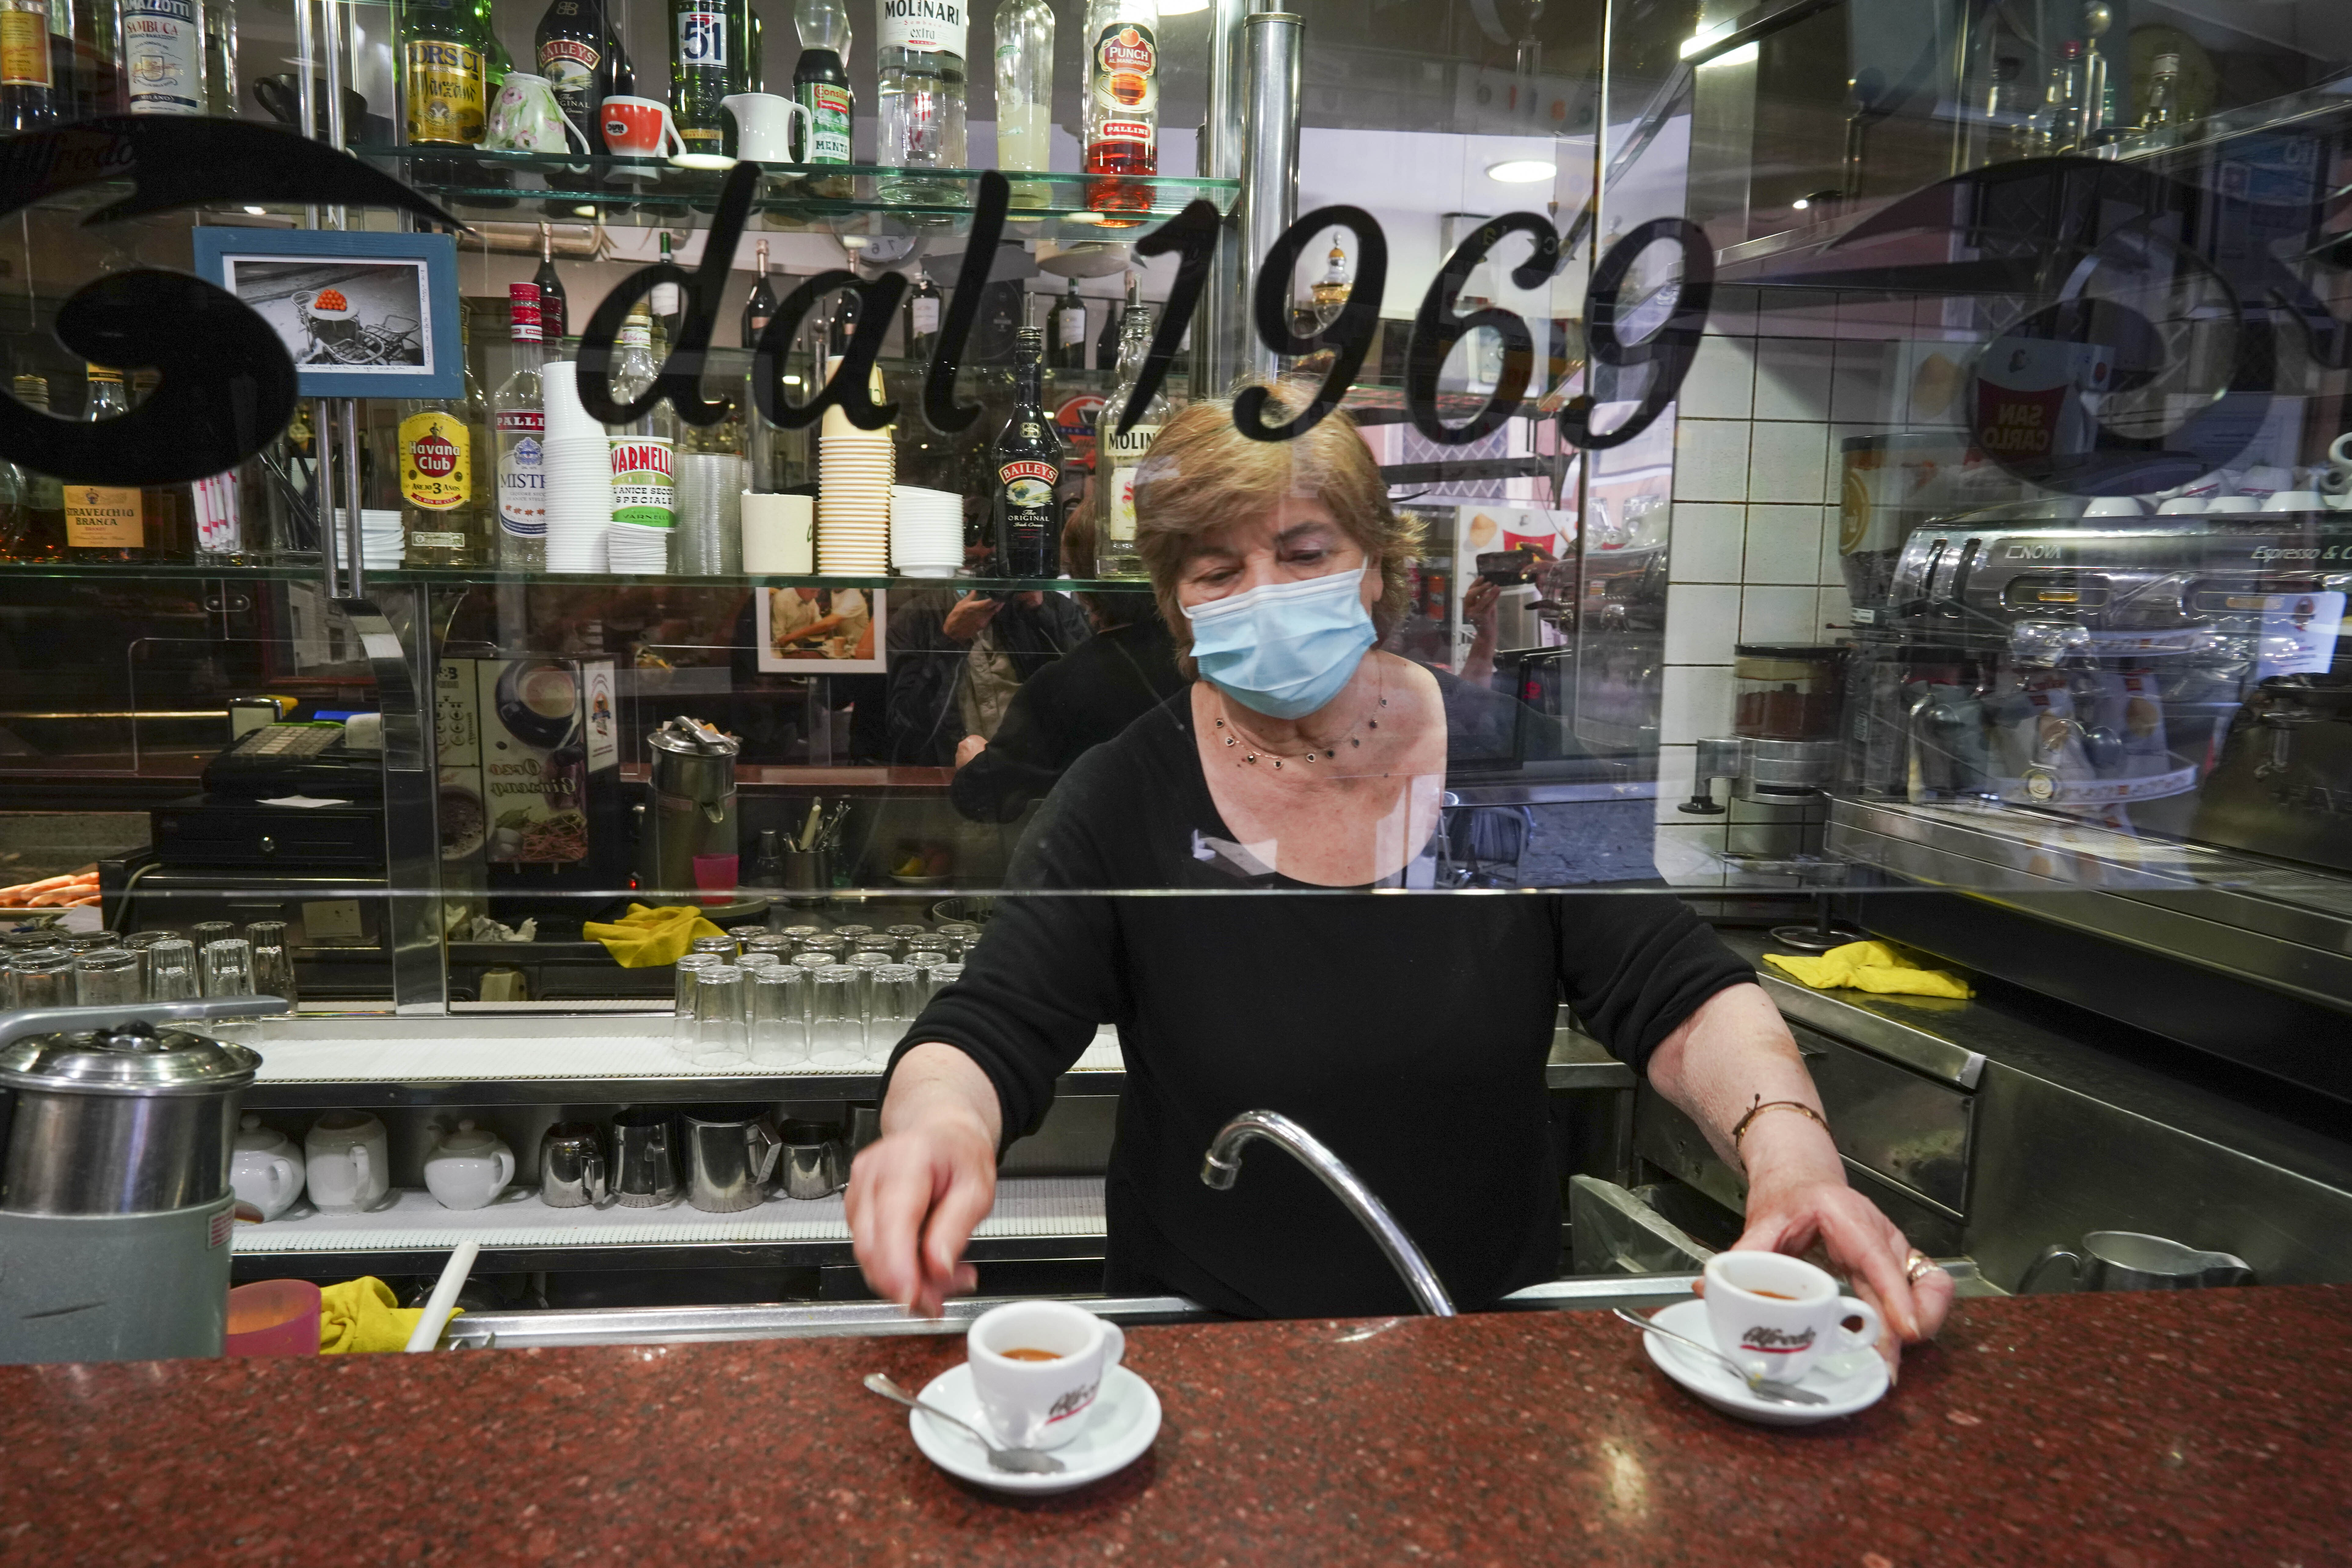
[641,716,742,897]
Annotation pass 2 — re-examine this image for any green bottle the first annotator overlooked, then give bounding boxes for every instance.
[669,0,736,155]
[402,0,489,147]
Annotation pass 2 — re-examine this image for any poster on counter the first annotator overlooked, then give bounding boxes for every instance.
[756,586,888,674]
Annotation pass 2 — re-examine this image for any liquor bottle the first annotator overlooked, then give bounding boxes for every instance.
[1082,0,1156,222]
[669,0,733,156]
[202,0,235,115]
[65,364,144,563]
[1310,235,1350,329]
[477,0,514,87]
[400,304,489,568]
[11,375,61,560]
[1095,298,1162,580]
[791,0,852,191]
[994,0,1052,203]
[403,0,489,148]
[537,0,613,153]
[651,230,685,360]
[122,0,204,115]
[1045,275,1087,371]
[875,0,967,202]
[534,223,569,342]
[827,277,859,356]
[2079,1,2114,149]
[1095,268,1134,370]
[494,282,548,572]
[2140,50,2182,146]
[993,325,1063,578]
[903,261,942,361]
[608,304,679,534]
[2039,40,2082,155]
[1,0,55,129]
[70,0,125,117]
[743,237,778,348]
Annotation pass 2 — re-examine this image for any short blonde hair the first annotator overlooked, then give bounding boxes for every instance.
[1132,386,1421,676]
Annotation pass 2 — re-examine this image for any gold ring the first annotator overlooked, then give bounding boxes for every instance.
[1904,1251,1938,1284]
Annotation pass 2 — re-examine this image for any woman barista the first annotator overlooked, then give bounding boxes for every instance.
[849,395,1953,1364]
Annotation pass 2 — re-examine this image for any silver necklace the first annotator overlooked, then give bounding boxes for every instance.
[1213,677,1388,772]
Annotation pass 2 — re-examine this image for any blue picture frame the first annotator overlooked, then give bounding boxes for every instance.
[189,228,462,399]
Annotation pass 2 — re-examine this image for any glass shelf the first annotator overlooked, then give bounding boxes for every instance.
[352,147,1238,237]
[0,560,1156,593]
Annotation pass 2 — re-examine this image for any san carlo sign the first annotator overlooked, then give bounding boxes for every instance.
[0,115,2347,500]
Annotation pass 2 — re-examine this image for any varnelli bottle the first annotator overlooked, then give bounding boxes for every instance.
[1095,290,1163,581]
[494,283,548,572]
[993,325,1063,578]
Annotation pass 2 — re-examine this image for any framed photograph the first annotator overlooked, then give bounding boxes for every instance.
[189,228,462,399]
[756,586,887,675]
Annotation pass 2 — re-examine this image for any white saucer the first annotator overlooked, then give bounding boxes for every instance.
[908,1362,1161,1495]
[1639,1297,1890,1427]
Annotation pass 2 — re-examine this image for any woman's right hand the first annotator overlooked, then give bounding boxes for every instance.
[846,1043,1003,1316]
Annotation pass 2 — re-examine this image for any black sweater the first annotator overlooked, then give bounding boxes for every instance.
[948,618,1188,824]
[890,676,1752,1319]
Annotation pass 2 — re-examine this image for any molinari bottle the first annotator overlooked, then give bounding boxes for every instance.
[875,0,967,203]
[400,305,489,567]
[1082,0,1155,222]
[791,0,853,195]
[122,0,204,115]
[992,325,1063,578]
[1095,290,1161,580]
[670,0,734,156]
[64,364,143,563]
[494,283,549,572]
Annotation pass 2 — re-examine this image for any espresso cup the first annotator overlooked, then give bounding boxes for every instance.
[1702,1251,1882,1384]
[602,96,685,159]
[967,1300,1125,1450]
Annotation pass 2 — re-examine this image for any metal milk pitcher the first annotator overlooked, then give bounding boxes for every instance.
[2020,1230,2255,1293]
[642,716,740,896]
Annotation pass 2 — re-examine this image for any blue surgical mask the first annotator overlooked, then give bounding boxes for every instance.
[1185,567,1377,720]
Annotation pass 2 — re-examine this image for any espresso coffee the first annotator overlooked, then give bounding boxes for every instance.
[1750,1289,1797,1300]
[999,1347,1063,1362]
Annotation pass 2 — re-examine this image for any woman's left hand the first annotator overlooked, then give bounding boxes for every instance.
[1731,1168,1956,1380]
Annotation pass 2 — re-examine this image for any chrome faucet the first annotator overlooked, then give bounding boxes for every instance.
[1199,1110,1456,1317]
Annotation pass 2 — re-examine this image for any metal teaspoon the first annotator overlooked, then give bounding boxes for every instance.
[1610,1307,1832,1406]
[863,1372,1068,1473]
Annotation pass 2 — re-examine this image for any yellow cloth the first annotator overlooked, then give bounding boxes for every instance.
[318,1276,457,1354]
[583,903,726,968]
[1763,939,1974,999]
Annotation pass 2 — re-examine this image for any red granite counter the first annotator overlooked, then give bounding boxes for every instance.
[4,1285,2347,1566]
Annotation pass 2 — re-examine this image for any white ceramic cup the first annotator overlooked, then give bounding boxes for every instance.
[720,92,812,162]
[2082,495,2143,517]
[2154,496,2208,515]
[2204,495,2259,513]
[1702,1251,1882,1384]
[966,1300,1125,1450]
[2262,490,2325,512]
[742,491,816,573]
[304,1111,390,1213]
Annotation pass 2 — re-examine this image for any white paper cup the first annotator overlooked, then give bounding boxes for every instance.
[1701,1252,1882,1384]
[965,1300,1125,1450]
[742,492,815,574]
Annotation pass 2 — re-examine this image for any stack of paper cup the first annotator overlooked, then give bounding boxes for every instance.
[336,509,406,571]
[540,360,614,572]
[816,354,893,575]
[742,492,815,574]
[889,485,963,577]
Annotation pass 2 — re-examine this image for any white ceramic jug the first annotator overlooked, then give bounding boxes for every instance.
[304,1110,390,1213]
[422,1119,516,1211]
[720,93,812,164]
[230,1113,306,1221]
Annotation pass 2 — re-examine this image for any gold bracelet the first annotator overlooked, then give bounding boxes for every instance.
[1730,1095,1828,1156]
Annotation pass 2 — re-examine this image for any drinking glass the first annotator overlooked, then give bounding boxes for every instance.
[6,948,74,1009]
[809,965,865,1068]
[144,938,199,1001]
[738,950,783,972]
[124,930,175,994]
[73,948,142,1007]
[726,923,771,945]
[749,965,810,1067]
[691,934,740,961]
[829,924,875,942]
[793,936,844,963]
[866,964,922,1063]
[742,934,792,961]
[201,938,254,998]
[906,951,952,1001]
[245,920,298,1008]
[189,920,236,954]
[691,963,748,1065]
[933,922,981,940]
[852,935,902,960]
[779,925,823,943]
[883,923,928,944]
[928,961,964,1000]
[673,951,723,1056]
[790,950,834,971]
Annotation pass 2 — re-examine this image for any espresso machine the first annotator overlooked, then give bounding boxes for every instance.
[0,997,284,1364]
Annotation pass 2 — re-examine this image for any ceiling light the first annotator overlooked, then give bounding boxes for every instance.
[242,205,266,215]
[1486,159,1556,184]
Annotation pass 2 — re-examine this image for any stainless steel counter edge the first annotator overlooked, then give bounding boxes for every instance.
[1750,969,1987,1088]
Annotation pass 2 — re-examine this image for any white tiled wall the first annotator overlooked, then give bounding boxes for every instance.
[1655,284,1944,867]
